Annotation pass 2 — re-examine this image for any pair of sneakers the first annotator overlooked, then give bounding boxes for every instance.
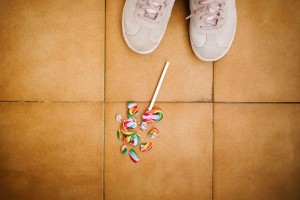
[122,0,236,62]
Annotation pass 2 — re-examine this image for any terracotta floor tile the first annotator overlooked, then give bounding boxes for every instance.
[0,0,104,101]
[214,0,300,102]
[214,104,300,200]
[105,1,213,102]
[105,103,212,200]
[0,102,104,200]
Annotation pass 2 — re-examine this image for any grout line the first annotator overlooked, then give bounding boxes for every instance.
[102,102,105,200]
[0,100,299,104]
[212,61,215,200]
[212,100,215,200]
[0,100,104,103]
[102,0,107,199]
[214,102,300,104]
[212,62,215,102]
[105,101,213,103]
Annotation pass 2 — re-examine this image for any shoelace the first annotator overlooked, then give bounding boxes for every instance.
[186,0,225,29]
[138,0,166,24]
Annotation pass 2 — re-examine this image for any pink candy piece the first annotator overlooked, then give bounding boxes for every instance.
[123,117,137,129]
[139,107,163,131]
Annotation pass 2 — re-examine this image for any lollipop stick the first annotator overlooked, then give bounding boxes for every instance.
[148,61,170,111]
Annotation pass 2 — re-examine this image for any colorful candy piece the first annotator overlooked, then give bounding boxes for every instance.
[151,107,163,121]
[127,102,139,117]
[148,128,159,139]
[140,107,163,131]
[123,117,137,129]
[123,134,140,147]
[140,142,153,152]
[140,122,148,131]
[117,129,121,140]
[121,126,134,136]
[115,114,122,122]
[142,107,163,122]
[130,134,140,146]
[121,118,136,136]
[123,135,132,143]
[129,149,139,162]
[120,144,128,155]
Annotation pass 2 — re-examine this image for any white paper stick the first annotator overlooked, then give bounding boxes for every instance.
[148,61,170,111]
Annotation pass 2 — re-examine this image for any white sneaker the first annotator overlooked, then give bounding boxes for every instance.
[187,0,237,61]
[122,0,175,54]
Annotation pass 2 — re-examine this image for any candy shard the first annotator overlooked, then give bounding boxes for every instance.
[123,117,137,129]
[121,118,136,136]
[120,144,128,155]
[121,126,134,136]
[117,130,121,140]
[115,114,122,122]
[129,149,139,162]
[123,134,140,147]
[139,122,147,131]
[123,135,131,143]
[148,128,159,139]
[127,102,139,117]
[130,134,140,146]
[140,142,153,152]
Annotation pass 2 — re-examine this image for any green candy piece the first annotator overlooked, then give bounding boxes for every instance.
[120,144,128,155]
[117,130,121,140]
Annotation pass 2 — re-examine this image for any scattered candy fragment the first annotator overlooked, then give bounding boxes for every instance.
[120,144,128,155]
[130,134,140,146]
[121,126,134,136]
[115,114,122,122]
[121,118,136,136]
[115,102,164,163]
[123,135,131,143]
[148,128,159,139]
[140,121,148,131]
[140,142,153,152]
[117,130,121,140]
[140,107,163,131]
[123,134,140,147]
[123,117,137,129]
[127,102,139,117]
[129,149,139,163]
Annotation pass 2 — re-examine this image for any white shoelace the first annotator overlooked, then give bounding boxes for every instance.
[138,0,166,23]
[187,0,225,29]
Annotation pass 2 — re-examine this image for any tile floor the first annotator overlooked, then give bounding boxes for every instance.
[0,0,299,200]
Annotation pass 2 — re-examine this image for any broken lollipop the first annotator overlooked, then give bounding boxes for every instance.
[115,62,169,163]
[139,62,168,131]
[140,107,164,131]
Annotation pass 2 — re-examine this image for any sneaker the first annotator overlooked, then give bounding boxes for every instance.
[187,0,237,61]
[122,0,175,54]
